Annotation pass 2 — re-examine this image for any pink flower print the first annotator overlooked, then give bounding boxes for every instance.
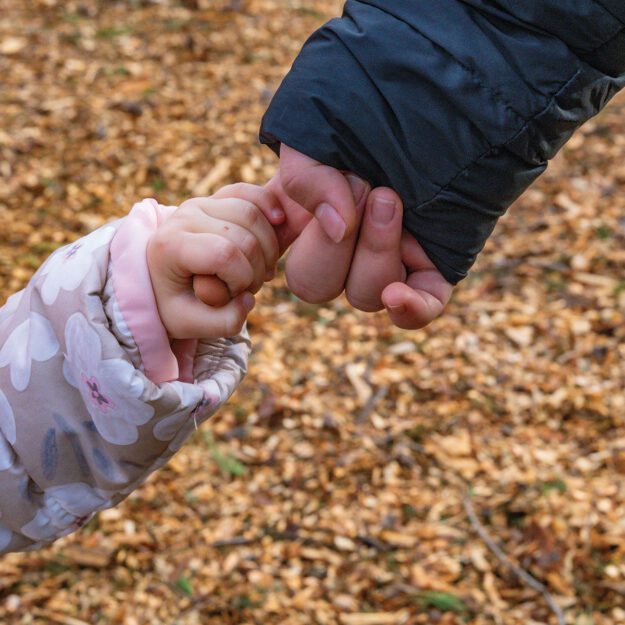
[0,313,59,392]
[20,483,114,541]
[64,313,153,445]
[81,373,116,413]
[40,226,115,305]
[63,242,82,261]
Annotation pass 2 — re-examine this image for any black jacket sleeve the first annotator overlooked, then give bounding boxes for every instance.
[260,0,625,284]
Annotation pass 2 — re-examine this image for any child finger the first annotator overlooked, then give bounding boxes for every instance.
[212,183,285,225]
[164,291,255,340]
[175,232,255,296]
[172,215,268,290]
[199,217,269,291]
[182,197,279,279]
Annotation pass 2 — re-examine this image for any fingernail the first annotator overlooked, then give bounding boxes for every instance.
[314,202,346,243]
[265,265,276,281]
[242,292,255,310]
[383,292,404,313]
[371,196,396,225]
[387,303,406,315]
[270,208,284,222]
[346,174,367,205]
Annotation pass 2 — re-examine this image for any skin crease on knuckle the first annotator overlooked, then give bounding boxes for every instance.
[286,272,344,304]
[148,233,174,272]
[178,199,199,214]
[240,201,261,228]
[345,289,384,313]
[279,167,307,206]
[214,238,240,269]
[241,233,261,263]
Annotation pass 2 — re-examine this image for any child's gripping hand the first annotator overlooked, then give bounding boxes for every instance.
[147,190,281,340]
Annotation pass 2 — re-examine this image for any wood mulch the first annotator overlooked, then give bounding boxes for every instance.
[1,1,625,623]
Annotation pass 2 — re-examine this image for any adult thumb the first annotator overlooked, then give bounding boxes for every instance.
[279,144,366,243]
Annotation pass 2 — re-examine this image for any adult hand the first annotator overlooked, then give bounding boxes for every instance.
[267,145,454,329]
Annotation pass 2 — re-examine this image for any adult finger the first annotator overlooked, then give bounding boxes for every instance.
[380,281,446,330]
[380,232,454,329]
[399,231,454,307]
[264,174,313,254]
[284,175,370,303]
[193,275,233,308]
[280,144,367,242]
[344,188,406,312]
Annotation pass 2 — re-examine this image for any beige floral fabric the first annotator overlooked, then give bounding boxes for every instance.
[0,219,250,554]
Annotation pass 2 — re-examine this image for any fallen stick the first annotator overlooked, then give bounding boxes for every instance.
[357,387,389,423]
[463,496,565,625]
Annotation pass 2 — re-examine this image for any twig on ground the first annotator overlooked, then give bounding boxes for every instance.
[211,536,260,548]
[31,609,92,625]
[463,496,566,625]
[357,387,389,423]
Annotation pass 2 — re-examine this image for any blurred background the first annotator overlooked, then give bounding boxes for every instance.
[1,1,625,624]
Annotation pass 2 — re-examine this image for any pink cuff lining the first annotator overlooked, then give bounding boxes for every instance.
[110,199,195,385]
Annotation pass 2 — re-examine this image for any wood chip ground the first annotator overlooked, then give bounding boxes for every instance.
[1,1,625,623]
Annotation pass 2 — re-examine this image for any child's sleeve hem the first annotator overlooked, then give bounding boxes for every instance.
[109,198,185,385]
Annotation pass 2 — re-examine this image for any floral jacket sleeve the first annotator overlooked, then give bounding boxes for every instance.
[0,199,250,554]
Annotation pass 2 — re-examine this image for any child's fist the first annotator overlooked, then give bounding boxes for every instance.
[191,183,285,307]
[147,191,280,339]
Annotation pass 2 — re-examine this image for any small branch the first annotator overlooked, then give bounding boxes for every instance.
[31,610,91,625]
[211,536,260,548]
[357,534,391,552]
[463,496,565,625]
[357,387,388,423]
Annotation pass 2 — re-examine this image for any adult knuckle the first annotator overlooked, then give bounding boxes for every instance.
[360,232,390,255]
[280,168,306,200]
[345,287,383,313]
[286,275,339,304]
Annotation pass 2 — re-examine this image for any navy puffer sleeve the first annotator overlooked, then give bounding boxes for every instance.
[260,0,625,284]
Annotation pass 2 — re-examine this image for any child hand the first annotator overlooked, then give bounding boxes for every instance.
[147,190,281,340]
[191,183,285,307]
